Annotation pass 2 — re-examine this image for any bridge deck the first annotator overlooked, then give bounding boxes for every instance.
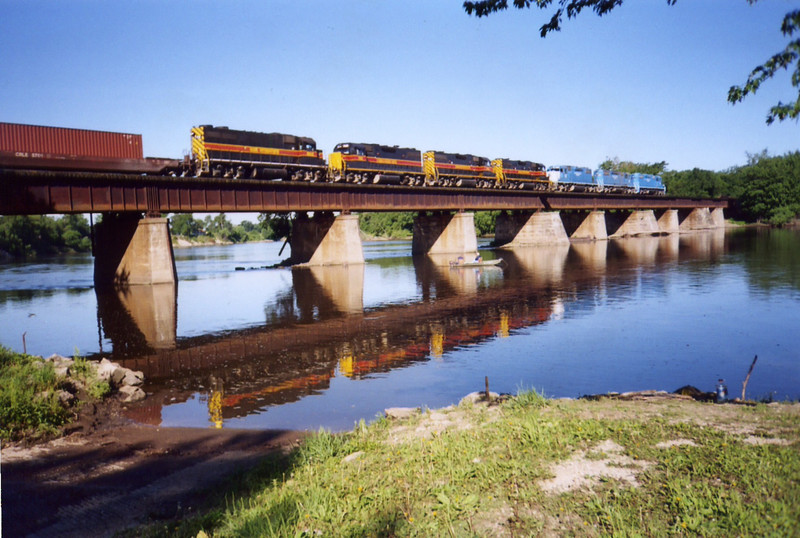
[1,169,727,215]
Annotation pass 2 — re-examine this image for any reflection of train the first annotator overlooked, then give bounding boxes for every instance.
[0,122,665,194]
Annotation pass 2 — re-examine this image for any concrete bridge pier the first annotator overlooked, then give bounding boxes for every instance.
[562,210,608,241]
[711,208,726,228]
[656,209,680,234]
[288,212,364,265]
[94,213,177,287]
[494,211,570,247]
[679,208,715,231]
[608,210,660,238]
[412,212,478,255]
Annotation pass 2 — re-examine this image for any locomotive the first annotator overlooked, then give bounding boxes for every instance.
[0,122,666,195]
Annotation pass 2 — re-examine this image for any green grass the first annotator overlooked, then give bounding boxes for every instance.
[0,345,70,440]
[134,393,800,537]
[0,346,111,441]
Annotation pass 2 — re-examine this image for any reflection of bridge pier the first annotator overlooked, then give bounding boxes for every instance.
[501,244,570,287]
[613,236,661,265]
[414,254,483,297]
[292,264,365,317]
[680,229,726,258]
[96,282,177,354]
[570,241,608,274]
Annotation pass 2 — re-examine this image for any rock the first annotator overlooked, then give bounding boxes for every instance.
[56,390,76,407]
[111,367,144,387]
[673,385,715,402]
[459,391,499,406]
[384,407,419,420]
[95,358,117,382]
[46,354,74,377]
[118,385,146,403]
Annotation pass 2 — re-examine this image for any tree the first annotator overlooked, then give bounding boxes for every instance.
[734,151,800,225]
[170,214,201,237]
[598,157,667,175]
[257,213,293,240]
[463,0,800,124]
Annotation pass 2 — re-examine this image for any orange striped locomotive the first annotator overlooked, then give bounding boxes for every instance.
[190,125,326,180]
[327,142,424,185]
[491,158,549,190]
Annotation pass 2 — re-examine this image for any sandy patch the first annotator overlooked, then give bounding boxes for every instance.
[539,440,651,494]
[742,436,793,446]
[385,404,499,444]
[655,439,698,449]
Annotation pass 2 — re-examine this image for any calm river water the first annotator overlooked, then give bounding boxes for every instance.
[1,228,799,431]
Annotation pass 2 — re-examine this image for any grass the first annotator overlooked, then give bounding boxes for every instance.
[0,345,110,441]
[132,391,800,537]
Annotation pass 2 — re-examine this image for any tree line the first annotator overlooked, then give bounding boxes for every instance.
[0,214,92,257]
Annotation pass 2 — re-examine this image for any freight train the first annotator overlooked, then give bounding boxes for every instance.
[0,122,666,195]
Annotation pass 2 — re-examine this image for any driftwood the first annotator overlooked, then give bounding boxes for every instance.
[741,355,758,401]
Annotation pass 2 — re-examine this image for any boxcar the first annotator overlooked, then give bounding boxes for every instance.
[0,122,177,174]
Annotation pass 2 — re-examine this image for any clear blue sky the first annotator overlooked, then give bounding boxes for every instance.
[2,0,797,173]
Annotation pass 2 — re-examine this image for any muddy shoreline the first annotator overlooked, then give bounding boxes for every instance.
[1,398,305,537]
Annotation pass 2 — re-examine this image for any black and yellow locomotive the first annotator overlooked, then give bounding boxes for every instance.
[190,125,326,180]
[327,143,423,185]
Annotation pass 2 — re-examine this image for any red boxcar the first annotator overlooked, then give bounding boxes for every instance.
[0,122,177,174]
[1,122,143,158]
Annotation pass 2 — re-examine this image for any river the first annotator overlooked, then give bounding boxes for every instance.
[1,228,798,431]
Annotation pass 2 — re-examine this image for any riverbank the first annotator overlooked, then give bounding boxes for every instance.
[3,390,798,537]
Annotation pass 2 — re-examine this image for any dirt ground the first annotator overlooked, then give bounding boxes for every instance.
[1,399,305,537]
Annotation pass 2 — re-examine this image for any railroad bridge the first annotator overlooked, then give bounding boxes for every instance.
[0,168,727,286]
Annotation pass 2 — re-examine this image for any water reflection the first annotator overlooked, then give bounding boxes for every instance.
[499,244,571,286]
[414,254,502,298]
[118,233,736,429]
[260,265,364,325]
[119,282,559,427]
[96,283,177,354]
[7,228,796,430]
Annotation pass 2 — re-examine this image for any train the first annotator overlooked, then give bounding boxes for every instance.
[0,122,666,195]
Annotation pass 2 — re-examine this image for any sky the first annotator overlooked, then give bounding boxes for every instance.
[2,0,798,177]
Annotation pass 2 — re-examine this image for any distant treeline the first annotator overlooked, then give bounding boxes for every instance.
[1,151,798,257]
[358,211,499,239]
[169,213,291,244]
[0,215,92,257]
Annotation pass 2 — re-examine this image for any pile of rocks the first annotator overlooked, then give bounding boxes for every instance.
[45,355,147,403]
